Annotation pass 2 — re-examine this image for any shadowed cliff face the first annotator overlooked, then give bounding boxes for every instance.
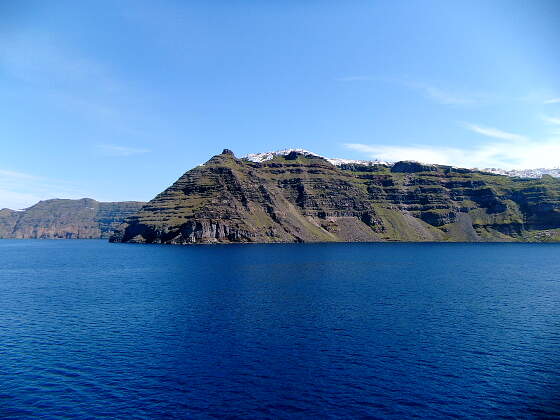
[0,199,145,239]
[110,150,560,244]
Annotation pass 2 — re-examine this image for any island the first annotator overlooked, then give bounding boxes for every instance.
[109,149,560,244]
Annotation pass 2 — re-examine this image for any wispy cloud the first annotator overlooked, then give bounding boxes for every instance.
[345,143,464,166]
[335,76,491,105]
[345,124,560,170]
[96,144,150,157]
[544,98,560,104]
[0,33,158,133]
[0,169,87,210]
[541,115,560,125]
[0,34,123,125]
[0,35,117,94]
[413,83,476,105]
[462,123,528,142]
[0,169,36,180]
[403,81,493,105]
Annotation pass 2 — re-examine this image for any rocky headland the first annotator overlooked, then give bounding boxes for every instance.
[109,149,560,244]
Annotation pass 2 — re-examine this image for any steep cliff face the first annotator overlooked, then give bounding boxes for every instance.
[110,150,560,244]
[0,198,145,239]
[0,208,20,238]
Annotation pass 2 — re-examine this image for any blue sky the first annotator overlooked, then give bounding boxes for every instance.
[1,0,560,209]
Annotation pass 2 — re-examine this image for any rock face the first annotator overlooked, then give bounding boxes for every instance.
[110,150,560,244]
[0,198,145,239]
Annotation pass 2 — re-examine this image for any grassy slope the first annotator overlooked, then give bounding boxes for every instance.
[113,152,560,244]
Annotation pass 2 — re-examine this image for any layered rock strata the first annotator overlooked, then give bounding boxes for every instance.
[111,149,560,244]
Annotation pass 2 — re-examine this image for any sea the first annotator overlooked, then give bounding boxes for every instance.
[1,240,559,419]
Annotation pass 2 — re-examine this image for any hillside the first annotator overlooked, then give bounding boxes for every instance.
[0,198,145,239]
[110,149,560,244]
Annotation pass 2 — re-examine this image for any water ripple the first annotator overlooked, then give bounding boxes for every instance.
[0,240,559,418]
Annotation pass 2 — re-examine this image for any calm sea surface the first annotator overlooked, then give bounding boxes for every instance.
[1,240,559,419]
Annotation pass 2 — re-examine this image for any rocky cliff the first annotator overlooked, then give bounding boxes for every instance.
[0,198,145,239]
[110,149,560,244]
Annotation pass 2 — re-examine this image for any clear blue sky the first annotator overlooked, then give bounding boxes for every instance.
[1,0,560,209]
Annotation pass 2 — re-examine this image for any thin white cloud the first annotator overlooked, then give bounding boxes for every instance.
[335,77,489,105]
[345,144,463,166]
[418,85,474,105]
[344,124,560,170]
[0,169,36,180]
[462,123,528,142]
[0,33,160,135]
[0,190,42,211]
[96,144,150,157]
[541,115,560,125]
[0,35,114,91]
[345,140,560,170]
[336,76,499,105]
[405,82,488,105]
[0,169,87,210]
[0,34,121,125]
[544,98,560,104]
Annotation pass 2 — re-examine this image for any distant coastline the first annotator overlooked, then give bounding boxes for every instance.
[0,198,144,239]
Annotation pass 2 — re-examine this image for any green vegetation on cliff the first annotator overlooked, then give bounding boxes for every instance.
[110,150,560,244]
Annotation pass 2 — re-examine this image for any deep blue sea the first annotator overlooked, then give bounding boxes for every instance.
[1,240,559,419]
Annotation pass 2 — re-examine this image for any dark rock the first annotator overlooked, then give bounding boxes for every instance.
[391,161,439,173]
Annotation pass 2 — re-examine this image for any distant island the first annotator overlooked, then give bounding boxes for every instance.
[108,149,560,244]
[0,198,144,239]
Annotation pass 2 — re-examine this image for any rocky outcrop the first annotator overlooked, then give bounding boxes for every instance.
[391,161,439,173]
[110,149,560,244]
[0,198,145,239]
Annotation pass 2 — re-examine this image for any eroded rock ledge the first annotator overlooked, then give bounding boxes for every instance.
[110,149,560,244]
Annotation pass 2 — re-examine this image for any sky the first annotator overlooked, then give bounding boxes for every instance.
[1,0,560,209]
